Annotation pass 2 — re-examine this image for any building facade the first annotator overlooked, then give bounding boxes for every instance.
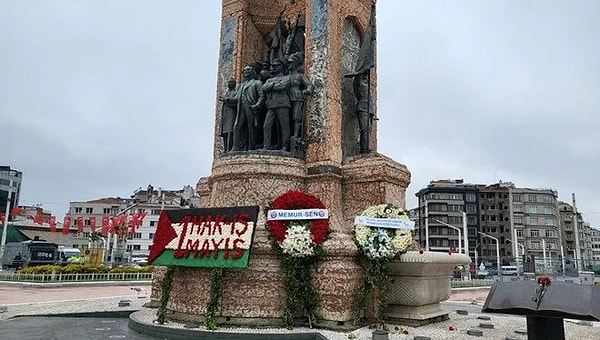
[414,180,585,273]
[0,166,23,215]
[68,184,198,265]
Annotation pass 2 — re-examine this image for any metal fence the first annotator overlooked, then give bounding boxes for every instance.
[451,278,495,288]
[0,272,152,283]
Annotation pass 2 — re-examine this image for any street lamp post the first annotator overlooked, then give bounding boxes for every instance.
[479,232,500,279]
[0,180,13,267]
[435,220,462,254]
[506,238,524,276]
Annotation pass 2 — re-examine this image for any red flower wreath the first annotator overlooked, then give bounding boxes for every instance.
[267,190,330,247]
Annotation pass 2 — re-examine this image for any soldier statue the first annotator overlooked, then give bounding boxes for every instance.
[353,71,373,154]
[232,66,263,151]
[259,59,292,152]
[287,52,313,139]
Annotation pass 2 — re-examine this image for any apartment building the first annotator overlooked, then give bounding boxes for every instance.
[68,184,199,264]
[511,187,560,272]
[0,166,23,215]
[415,180,570,271]
[415,179,479,258]
[478,183,513,265]
[591,227,600,268]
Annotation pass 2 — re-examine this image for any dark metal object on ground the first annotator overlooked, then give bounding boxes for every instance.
[482,281,600,340]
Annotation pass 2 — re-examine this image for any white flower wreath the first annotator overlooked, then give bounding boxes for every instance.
[353,204,413,260]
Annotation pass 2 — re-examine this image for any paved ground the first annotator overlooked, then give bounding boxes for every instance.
[1,283,599,339]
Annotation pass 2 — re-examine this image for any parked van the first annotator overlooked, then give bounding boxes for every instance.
[500,265,518,276]
[57,246,83,265]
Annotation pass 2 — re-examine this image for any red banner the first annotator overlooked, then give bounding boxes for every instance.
[102,216,109,233]
[63,215,71,234]
[49,216,57,232]
[76,216,84,232]
[89,216,96,233]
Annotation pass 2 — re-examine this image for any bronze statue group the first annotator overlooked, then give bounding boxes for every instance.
[219,51,313,154]
[219,14,373,155]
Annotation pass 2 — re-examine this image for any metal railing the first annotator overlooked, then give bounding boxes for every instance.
[0,271,152,283]
[451,278,495,288]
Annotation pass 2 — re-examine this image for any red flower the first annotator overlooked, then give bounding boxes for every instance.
[402,329,409,334]
[267,190,330,248]
[419,249,424,254]
[448,326,455,331]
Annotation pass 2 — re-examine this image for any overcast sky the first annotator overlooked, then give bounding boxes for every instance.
[1,1,599,226]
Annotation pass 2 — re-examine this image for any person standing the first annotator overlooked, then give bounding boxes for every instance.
[232,66,263,151]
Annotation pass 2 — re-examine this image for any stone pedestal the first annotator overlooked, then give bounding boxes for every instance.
[386,251,471,326]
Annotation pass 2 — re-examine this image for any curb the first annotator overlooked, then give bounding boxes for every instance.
[0,281,152,288]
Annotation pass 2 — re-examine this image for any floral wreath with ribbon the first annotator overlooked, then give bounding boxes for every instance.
[266,190,330,328]
[353,204,413,260]
[352,203,415,325]
[267,190,330,258]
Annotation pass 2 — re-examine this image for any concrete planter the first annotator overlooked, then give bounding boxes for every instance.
[386,251,471,326]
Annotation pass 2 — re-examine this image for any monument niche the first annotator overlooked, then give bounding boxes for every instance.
[150,0,413,328]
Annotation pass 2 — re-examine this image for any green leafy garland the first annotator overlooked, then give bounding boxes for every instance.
[205,268,225,330]
[279,248,324,328]
[157,267,174,324]
[266,190,331,328]
[352,204,413,326]
[354,254,392,325]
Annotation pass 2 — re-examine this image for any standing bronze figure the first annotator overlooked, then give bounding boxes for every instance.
[232,66,263,151]
[259,59,292,151]
[219,78,237,153]
[287,52,313,139]
[353,72,373,154]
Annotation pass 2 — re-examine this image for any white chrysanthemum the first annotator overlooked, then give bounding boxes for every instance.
[281,224,315,257]
[353,204,413,260]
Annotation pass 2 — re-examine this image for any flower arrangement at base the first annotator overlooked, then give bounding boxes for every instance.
[352,203,414,325]
[266,190,330,328]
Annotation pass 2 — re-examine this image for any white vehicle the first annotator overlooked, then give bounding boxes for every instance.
[57,246,82,265]
[500,265,518,276]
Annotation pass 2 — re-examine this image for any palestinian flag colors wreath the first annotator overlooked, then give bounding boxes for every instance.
[266,190,330,328]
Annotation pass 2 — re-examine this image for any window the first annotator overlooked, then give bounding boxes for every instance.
[466,194,476,202]
[468,216,477,225]
[74,207,83,213]
[530,229,540,237]
[516,229,523,237]
[448,216,462,224]
[103,208,111,214]
[529,218,538,225]
[542,195,552,203]
[147,245,152,250]
[466,205,476,213]
[137,208,146,214]
[545,229,555,237]
[151,209,162,215]
[149,233,154,239]
[133,245,141,251]
[150,221,156,227]
[545,219,555,226]
[513,205,522,213]
[527,206,537,214]
[531,241,540,249]
[134,232,142,239]
[528,194,537,202]
[544,207,553,214]
[86,207,93,214]
[514,217,523,224]
[84,220,90,226]
[448,204,463,212]
[489,204,497,210]
[429,204,446,212]
[513,194,522,202]
[126,245,132,251]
